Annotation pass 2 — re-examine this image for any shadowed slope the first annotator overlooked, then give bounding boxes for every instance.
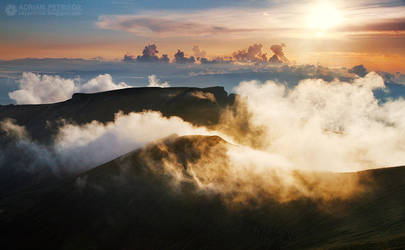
[1,135,405,249]
[0,86,235,143]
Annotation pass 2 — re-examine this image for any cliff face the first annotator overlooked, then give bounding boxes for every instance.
[0,86,235,143]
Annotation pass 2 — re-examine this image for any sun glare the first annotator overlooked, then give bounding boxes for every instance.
[306,2,344,31]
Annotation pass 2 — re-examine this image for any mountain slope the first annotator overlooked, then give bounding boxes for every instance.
[1,135,405,250]
[0,86,235,143]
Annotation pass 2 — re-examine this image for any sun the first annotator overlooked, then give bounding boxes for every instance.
[306,2,344,31]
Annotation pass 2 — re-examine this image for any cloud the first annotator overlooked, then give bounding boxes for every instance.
[192,45,207,58]
[5,72,405,202]
[147,75,170,88]
[349,64,368,77]
[97,14,256,37]
[0,111,216,174]
[341,18,405,32]
[217,72,405,173]
[54,111,213,169]
[269,43,288,64]
[121,43,289,65]
[8,73,131,104]
[95,4,405,41]
[124,44,169,63]
[228,43,289,64]
[190,91,216,102]
[174,49,196,64]
[80,74,130,93]
[232,43,268,63]
[9,72,76,104]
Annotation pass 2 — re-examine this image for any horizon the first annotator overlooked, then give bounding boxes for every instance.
[1,0,405,72]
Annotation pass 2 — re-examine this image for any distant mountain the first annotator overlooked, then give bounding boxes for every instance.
[1,135,405,250]
[0,86,235,144]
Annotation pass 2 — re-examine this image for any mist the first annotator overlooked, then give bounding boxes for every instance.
[148,72,405,202]
[220,72,405,172]
[3,72,405,202]
[0,112,215,174]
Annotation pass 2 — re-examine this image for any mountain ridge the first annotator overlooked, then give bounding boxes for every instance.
[0,86,235,144]
[1,135,405,250]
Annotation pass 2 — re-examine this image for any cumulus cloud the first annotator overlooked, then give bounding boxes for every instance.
[226,43,289,64]
[174,50,196,64]
[232,43,268,63]
[120,43,291,65]
[9,73,131,104]
[192,45,207,58]
[147,75,170,88]
[80,74,130,93]
[269,43,288,64]
[9,72,76,104]
[124,44,169,63]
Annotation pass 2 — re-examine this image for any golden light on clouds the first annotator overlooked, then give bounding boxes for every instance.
[1,0,404,71]
[306,2,344,31]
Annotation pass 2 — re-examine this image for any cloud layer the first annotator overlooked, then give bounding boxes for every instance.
[219,72,405,172]
[0,111,215,174]
[123,43,289,64]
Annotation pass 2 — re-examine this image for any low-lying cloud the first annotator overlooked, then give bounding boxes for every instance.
[4,72,405,203]
[139,71,405,202]
[0,111,215,174]
[9,72,131,104]
[218,72,405,172]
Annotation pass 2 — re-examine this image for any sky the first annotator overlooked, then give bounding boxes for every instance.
[0,0,404,72]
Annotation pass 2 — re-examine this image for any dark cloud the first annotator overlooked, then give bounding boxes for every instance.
[349,65,368,77]
[123,44,169,63]
[123,54,135,62]
[123,43,290,65]
[174,50,195,64]
[341,18,405,32]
